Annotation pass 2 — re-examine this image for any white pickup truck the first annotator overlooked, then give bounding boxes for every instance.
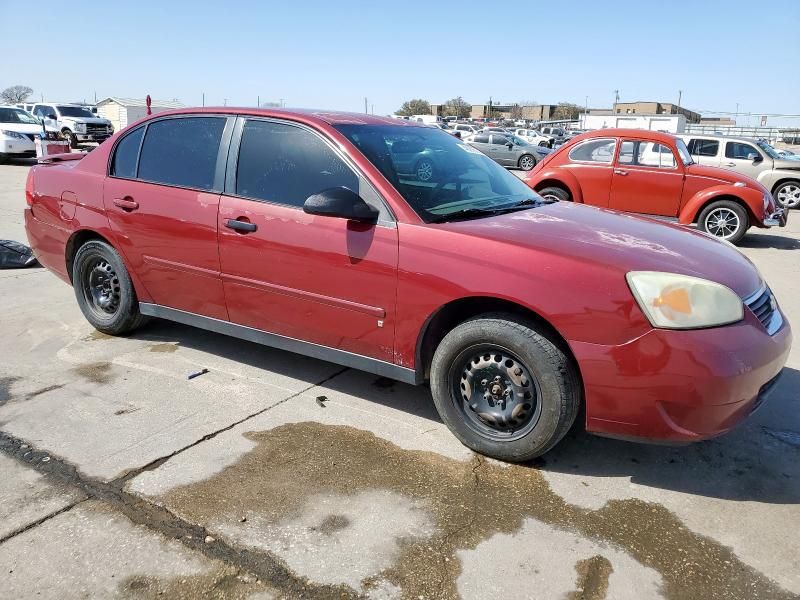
[31,103,113,148]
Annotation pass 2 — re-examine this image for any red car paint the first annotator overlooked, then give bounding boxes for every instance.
[524,128,778,227]
[24,109,791,444]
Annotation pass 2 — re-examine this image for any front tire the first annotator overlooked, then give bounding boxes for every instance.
[430,315,581,462]
[72,240,145,335]
[697,200,749,245]
[62,129,77,149]
[537,186,571,202]
[518,154,536,171]
[774,181,800,209]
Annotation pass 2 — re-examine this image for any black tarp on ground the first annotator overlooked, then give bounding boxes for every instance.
[0,240,38,268]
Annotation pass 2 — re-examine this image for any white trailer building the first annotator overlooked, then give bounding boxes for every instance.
[96,97,185,133]
[579,113,687,133]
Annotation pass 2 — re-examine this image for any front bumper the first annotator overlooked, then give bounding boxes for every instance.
[572,308,792,442]
[74,132,112,143]
[0,136,36,155]
[764,207,788,227]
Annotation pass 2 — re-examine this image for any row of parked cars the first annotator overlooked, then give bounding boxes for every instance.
[22,107,791,463]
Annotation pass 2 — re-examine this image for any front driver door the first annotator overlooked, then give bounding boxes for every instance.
[610,139,684,217]
[217,118,398,362]
[489,134,515,166]
[723,141,768,180]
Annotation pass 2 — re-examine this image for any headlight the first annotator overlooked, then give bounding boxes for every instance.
[74,123,87,133]
[1,129,26,139]
[626,271,743,329]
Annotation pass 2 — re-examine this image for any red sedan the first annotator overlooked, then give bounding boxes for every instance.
[24,109,791,461]
[524,129,787,244]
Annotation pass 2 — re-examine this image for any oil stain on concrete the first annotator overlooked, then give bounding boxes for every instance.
[149,343,179,354]
[123,566,275,600]
[72,361,114,384]
[157,422,795,600]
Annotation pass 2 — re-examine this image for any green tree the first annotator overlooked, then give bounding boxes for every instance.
[443,96,471,119]
[1,85,33,104]
[553,102,581,120]
[396,99,431,116]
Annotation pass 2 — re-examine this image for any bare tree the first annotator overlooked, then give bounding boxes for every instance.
[553,102,581,120]
[396,99,431,116]
[443,96,471,119]
[1,85,33,104]
[510,104,523,120]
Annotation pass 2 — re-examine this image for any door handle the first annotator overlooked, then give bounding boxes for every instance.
[112,196,139,211]
[614,169,628,176]
[724,162,736,167]
[225,218,257,233]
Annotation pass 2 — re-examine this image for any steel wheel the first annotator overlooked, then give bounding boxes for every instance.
[416,160,434,182]
[776,182,800,208]
[519,155,535,170]
[704,207,741,239]
[80,257,121,318]
[450,345,542,442]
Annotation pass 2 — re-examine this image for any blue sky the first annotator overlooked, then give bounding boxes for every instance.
[2,0,799,125]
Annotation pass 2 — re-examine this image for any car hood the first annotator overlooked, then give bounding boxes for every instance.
[773,157,800,169]
[61,116,111,125]
[439,202,762,298]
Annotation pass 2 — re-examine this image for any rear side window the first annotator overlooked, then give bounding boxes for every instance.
[138,117,226,190]
[235,120,358,208]
[110,127,144,178]
[568,138,616,163]
[687,139,719,157]
[725,142,759,160]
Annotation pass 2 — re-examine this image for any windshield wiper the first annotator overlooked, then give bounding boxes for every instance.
[429,198,556,223]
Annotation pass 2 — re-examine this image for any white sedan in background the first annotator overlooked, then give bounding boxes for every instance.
[0,106,46,160]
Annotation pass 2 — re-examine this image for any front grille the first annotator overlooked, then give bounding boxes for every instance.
[86,123,110,136]
[746,286,777,331]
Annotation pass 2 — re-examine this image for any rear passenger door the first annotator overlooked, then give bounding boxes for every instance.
[103,115,233,320]
[216,118,398,362]
[685,138,721,166]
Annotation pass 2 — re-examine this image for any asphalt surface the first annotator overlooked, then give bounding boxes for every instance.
[1,157,798,599]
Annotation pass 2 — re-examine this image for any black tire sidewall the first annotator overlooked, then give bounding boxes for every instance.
[430,317,579,462]
[774,181,800,209]
[72,240,140,334]
[537,186,570,202]
[698,200,749,244]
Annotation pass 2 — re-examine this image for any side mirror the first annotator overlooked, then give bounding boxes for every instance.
[303,187,379,223]
[506,142,514,149]
[747,153,763,163]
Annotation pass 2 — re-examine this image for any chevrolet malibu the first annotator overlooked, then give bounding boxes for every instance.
[24,109,792,462]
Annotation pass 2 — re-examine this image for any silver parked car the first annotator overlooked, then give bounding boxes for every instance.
[465,132,551,170]
[679,134,800,209]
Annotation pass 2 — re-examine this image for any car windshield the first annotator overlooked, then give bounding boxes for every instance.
[0,108,39,124]
[57,105,95,118]
[674,138,694,165]
[756,140,781,159]
[334,124,542,223]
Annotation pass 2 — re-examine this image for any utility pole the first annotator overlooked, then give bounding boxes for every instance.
[489,96,493,120]
[677,89,682,109]
[223,98,227,107]
[735,102,739,125]
[202,92,205,107]
[371,104,374,115]
[257,95,260,107]
[613,90,619,114]
[364,97,368,114]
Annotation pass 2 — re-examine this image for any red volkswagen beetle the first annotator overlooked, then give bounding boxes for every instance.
[24,110,791,461]
[524,129,787,244]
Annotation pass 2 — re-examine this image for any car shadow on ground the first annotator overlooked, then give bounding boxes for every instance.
[130,319,799,504]
[739,231,800,250]
[0,157,37,167]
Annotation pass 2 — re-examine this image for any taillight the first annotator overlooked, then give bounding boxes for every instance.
[25,168,35,207]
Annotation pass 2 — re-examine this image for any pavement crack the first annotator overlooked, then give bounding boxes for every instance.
[0,499,85,545]
[112,366,350,485]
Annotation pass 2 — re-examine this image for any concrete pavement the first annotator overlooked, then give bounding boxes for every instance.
[1,158,798,599]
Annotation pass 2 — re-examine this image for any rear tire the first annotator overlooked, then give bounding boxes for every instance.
[430,315,581,462]
[72,240,146,335]
[774,180,800,209]
[697,200,749,245]
[537,186,571,202]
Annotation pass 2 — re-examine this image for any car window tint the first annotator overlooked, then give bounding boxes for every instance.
[110,127,144,178]
[138,117,225,190]
[725,142,758,160]
[473,134,490,143]
[568,138,616,163]
[236,119,357,207]
[688,139,719,157]
[491,135,509,145]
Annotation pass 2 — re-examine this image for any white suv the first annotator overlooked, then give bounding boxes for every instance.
[679,134,800,209]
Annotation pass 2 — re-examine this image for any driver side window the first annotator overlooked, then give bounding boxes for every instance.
[725,142,759,160]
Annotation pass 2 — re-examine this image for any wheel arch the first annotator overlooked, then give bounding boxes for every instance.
[531,174,582,203]
[415,296,583,388]
[770,177,800,195]
[681,193,758,226]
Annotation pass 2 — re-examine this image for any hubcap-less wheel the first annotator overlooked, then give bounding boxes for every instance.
[452,346,541,441]
[704,207,741,239]
[416,160,434,182]
[519,155,535,170]
[776,183,800,208]
[81,259,121,317]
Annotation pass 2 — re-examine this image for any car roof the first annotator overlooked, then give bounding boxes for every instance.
[127,107,429,129]
[578,128,678,144]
